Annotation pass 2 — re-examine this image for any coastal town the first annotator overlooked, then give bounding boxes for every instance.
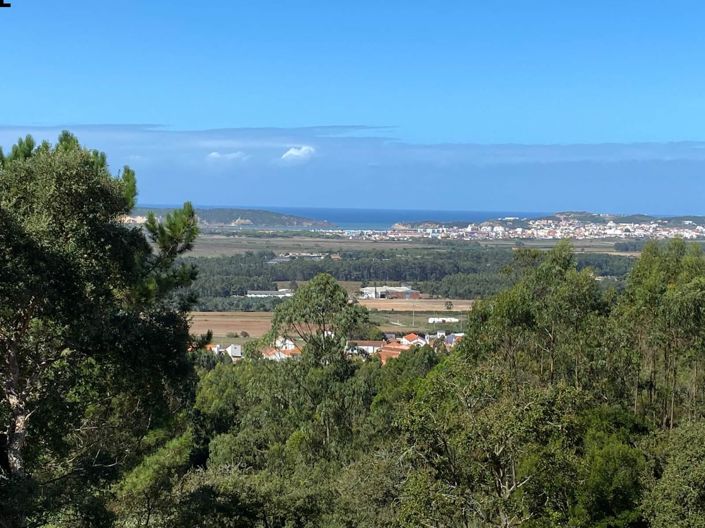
[123,210,705,242]
[331,213,705,242]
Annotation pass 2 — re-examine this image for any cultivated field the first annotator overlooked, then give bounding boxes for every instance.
[190,311,273,339]
[369,310,467,334]
[191,298,472,340]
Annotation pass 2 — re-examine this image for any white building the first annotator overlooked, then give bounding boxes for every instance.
[347,340,385,355]
[400,333,426,346]
[225,344,243,361]
[275,337,297,350]
[212,343,243,361]
[359,285,420,299]
[246,289,294,298]
[428,317,460,324]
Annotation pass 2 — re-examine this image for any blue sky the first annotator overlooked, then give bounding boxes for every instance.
[2,1,705,213]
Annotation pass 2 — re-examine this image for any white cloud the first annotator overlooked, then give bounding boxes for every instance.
[206,151,248,162]
[281,145,316,163]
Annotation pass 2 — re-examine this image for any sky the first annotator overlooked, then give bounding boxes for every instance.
[2,1,705,214]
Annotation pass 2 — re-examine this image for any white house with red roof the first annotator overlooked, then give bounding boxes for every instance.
[400,333,426,346]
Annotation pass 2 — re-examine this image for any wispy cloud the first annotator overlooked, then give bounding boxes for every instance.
[281,145,316,163]
[206,151,248,162]
[3,124,705,214]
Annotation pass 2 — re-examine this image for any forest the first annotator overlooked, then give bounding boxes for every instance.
[4,134,705,527]
[188,248,634,310]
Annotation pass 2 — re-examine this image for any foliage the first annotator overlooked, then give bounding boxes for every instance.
[4,137,705,528]
[186,247,634,306]
[0,133,199,527]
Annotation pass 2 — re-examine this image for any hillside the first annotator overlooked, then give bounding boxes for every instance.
[131,206,335,228]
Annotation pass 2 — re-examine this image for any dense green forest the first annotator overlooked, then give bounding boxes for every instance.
[188,249,634,310]
[5,134,705,527]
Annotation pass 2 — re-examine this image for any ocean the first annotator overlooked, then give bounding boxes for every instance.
[261,207,548,230]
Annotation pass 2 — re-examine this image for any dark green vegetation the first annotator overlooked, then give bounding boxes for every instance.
[4,133,705,527]
[0,134,201,527]
[133,207,334,228]
[188,248,633,310]
[168,240,705,528]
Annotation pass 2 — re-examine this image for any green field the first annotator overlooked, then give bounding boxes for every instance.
[368,310,467,334]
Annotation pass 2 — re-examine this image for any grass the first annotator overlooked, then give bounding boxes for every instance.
[369,310,467,334]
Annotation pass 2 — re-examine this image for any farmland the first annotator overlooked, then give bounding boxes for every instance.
[190,297,472,341]
[187,232,638,258]
[190,311,273,339]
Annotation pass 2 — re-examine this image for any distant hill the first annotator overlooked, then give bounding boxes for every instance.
[131,207,335,228]
[544,211,705,227]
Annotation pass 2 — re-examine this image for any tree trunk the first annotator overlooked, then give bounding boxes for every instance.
[4,344,29,478]
[7,399,29,477]
[1,343,28,528]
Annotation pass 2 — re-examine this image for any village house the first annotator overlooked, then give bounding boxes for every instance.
[208,343,244,361]
[400,333,426,346]
[377,342,412,365]
[444,333,465,347]
[260,336,302,362]
[347,340,385,355]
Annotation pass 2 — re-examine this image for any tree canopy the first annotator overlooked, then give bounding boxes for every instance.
[5,131,705,527]
[0,133,199,527]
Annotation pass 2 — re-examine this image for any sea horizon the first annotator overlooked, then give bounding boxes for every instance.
[137,204,550,230]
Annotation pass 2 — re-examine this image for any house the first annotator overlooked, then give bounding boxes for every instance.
[261,346,302,362]
[259,336,302,361]
[400,333,426,346]
[347,340,385,355]
[225,344,243,361]
[275,337,297,350]
[377,342,411,365]
[208,343,243,361]
[444,333,465,347]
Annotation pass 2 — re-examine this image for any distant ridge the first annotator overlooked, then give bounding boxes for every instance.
[132,206,335,228]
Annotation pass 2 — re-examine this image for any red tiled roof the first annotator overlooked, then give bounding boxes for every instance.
[261,346,302,359]
[403,333,420,341]
[377,343,411,365]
